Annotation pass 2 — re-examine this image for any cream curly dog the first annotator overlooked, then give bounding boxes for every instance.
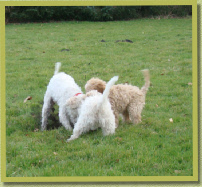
[85,70,150,127]
[41,62,83,131]
[66,76,118,142]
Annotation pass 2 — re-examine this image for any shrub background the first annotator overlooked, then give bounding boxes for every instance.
[5,6,192,23]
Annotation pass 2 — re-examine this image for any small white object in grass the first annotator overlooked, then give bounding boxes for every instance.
[24,96,32,103]
[169,118,173,123]
[174,170,181,174]
[53,152,57,155]
[34,128,39,132]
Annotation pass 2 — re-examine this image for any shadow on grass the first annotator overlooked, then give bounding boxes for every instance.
[30,102,62,131]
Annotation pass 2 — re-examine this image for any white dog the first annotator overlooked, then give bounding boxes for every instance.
[85,70,150,127]
[41,62,83,131]
[66,76,119,142]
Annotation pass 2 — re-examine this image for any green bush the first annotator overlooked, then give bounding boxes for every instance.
[140,6,192,17]
[6,6,192,23]
[112,6,141,20]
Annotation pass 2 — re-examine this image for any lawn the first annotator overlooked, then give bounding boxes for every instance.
[5,18,193,177]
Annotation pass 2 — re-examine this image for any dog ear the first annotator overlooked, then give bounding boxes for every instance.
[66,97,75,106]
[81,95,87,100]
[86,92,93,97]
[97,83,105,93]
[86,90,99,97]
[66,95,86,109]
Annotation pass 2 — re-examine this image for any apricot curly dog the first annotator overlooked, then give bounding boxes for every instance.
[85,70,150,127]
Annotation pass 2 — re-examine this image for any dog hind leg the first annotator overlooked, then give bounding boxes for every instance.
[66,120,84,142]
[128,103,143,125]
[113,110,120,128]
[101,119,115,136]
[41,92,53,131]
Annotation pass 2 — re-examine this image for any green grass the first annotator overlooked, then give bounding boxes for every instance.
[5,18,193,177]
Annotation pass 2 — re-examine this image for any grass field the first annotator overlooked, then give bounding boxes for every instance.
[5,18,193,177]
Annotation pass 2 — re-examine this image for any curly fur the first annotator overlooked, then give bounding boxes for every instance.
[65,90,99,125]
[41,62,83,131]
[85,70,150,127]
[66,76,118,142]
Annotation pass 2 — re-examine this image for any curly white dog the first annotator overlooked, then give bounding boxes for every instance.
[66,76,119,142]
[41,62,83,131]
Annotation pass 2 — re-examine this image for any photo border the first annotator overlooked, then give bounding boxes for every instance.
[0,0,198,183]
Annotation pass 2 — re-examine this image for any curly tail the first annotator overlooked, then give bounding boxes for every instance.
[54,62,61,75]
[141,69,150,95]
[101,76,119,105]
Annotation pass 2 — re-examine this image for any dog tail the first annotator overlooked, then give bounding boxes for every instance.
[101,76,119,104]
[54,62,61,75]
[141,69,150,95]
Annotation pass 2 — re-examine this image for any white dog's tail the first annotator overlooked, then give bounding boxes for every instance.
[141,69,150,95]
[101,76,119,104]
[54,62,61,75]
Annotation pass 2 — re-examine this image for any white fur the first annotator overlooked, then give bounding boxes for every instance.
[85,70,150,127]
[41,62,83,131]
[66,76,118,142]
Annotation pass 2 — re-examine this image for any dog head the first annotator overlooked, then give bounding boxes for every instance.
[86,90,102,97]
[66,94,86,109]
[66,90,101,110]
[85,78,106,93]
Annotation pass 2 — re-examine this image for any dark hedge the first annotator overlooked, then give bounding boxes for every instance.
[5,6,192,23]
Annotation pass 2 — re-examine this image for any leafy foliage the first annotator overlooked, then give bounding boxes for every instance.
[5,6,192,23]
